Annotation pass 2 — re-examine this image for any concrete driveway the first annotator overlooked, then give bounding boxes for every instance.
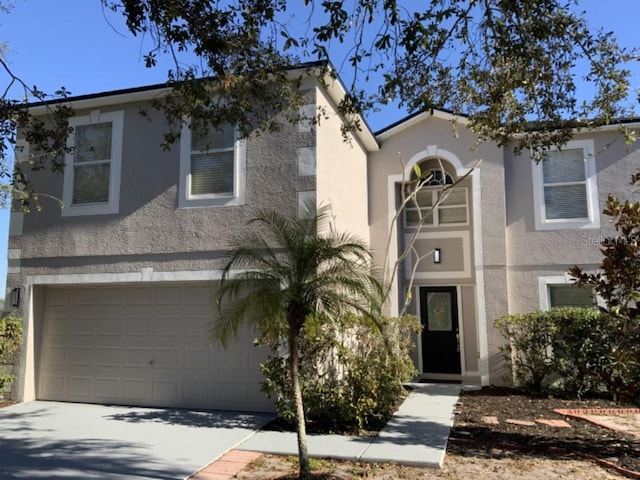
[0,401,274,479]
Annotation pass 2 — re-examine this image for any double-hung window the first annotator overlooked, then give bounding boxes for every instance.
[62,110,124,216]
[532,139,599,230]
[179,121,246,208]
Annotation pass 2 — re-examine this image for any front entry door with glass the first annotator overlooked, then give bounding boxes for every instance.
[420,286,462,374]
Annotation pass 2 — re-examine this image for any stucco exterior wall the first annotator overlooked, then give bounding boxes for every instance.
[315,87,370,244]
[505,130,640,314]
[8,96,314,289]
[369,114,507,383]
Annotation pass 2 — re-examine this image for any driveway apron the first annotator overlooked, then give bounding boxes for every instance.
[0,401,274,479]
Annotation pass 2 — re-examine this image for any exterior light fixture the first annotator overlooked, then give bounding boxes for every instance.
[434,248,441,264]
[10,287,20,308]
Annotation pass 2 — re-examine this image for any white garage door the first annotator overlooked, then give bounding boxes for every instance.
[38,283,273,412]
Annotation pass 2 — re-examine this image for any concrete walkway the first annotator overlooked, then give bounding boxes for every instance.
[237,382,461,468]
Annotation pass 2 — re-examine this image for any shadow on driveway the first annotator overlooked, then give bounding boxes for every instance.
[0,401,275,479]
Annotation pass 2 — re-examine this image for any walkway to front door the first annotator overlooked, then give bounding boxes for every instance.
[420,286,462,374]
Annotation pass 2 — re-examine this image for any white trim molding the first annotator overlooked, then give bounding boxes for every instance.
[531,139,600,231]
[405,231,471,279]
[179,122,247,208]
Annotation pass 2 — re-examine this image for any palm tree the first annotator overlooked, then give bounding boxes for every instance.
[214,205,380,480]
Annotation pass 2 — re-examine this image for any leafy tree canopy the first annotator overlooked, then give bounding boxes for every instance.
[1,1,638,207]
[102,0,638,152]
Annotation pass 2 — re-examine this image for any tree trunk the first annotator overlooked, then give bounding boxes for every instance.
[289,329,310,480]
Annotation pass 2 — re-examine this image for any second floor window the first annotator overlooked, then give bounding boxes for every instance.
[404,169,468,228]
[532,139,599,230]
[62,110,124,216]
[179,121,246,208]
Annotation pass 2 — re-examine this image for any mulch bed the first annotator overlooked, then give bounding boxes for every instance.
[449,387,640,475]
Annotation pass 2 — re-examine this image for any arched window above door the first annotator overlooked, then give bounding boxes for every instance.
[404,162,468,228]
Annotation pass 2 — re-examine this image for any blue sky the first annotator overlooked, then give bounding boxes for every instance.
[1,0,639,294]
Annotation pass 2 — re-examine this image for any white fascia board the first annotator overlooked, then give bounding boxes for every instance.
[305,66,379,152]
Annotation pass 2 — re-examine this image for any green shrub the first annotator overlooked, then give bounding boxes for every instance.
[0,316,22,395]
[494,310,558,393]
[260,314,421,433]
[550,307,607,398]
[495,307,640,404]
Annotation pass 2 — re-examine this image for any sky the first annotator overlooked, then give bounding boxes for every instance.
[1,0,639,294]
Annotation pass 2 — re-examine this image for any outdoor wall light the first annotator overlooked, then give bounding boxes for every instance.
[434,248,441,264]
[10,287,20,308]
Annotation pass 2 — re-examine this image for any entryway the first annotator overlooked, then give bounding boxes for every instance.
[420,286,462,374]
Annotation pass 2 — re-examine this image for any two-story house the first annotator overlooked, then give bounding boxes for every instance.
[6,67,640,412]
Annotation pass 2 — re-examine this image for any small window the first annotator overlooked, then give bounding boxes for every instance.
[548,284,593,308]
[179,121,246,208]
[532,139,599,230]
[62,111,124,216]
[404,187,468,228]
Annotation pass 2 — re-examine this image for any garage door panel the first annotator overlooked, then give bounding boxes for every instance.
[156,287,183,305]
[41,375,65,397]
[68,376,92,397]
[39,284,273,412]
[96,316,122,336]
[154,316,182,336]
[122,378,150,400]
[124,347,152,367]
[69,347,93,366]
[126,316,153,335]
[95,377,120,398]
[95,347,121,367]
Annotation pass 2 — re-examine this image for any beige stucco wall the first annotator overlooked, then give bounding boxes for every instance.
[505,130,640,314]
[8,90,334,288]
[315,87,370,244]
[369,114,507,383]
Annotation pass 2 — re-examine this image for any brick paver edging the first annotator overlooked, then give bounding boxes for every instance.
[554,408,640,416]
[554,408,640,440]
[188,450,263,480]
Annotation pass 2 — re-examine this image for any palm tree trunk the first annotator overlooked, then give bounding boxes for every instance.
[289,329,311,480]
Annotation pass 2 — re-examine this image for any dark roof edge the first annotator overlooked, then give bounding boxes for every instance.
[374,107,465,136]
[27,60,329,108]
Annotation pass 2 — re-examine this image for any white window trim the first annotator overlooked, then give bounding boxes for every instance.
[403,186,469,229]
[179,122,246,208]
[538,275,600,310]
[531,139,599,230]
[62,110,124,217]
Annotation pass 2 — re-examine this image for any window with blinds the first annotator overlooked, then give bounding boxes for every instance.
[531,139,599,230]
[542,148,588,220]
[548,284,593,308]
[189,124,235,196]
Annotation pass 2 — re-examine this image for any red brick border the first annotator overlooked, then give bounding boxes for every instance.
[553,408,640,440]
[188,450,263,480]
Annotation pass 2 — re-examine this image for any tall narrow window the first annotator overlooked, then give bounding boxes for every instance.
[532,139,599,230]
[62,110,124,216]
[179,121,246,208]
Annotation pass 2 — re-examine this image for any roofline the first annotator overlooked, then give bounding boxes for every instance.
[376,109,640,142]
[314,63,378,152]
[25,60,378,151]
[375,109,469,141]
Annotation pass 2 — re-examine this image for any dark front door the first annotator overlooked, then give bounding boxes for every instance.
[420,286,461,374]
